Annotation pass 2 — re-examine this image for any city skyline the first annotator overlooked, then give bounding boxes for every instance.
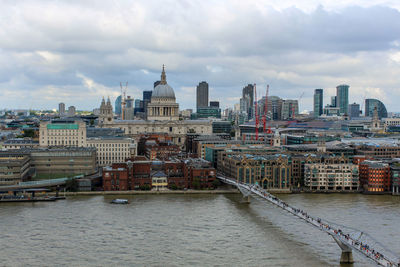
[1,1,400,112]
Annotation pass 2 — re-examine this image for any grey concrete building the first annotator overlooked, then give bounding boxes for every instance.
[196,81,209,109]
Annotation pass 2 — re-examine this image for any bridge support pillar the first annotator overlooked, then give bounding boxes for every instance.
[241,195,251,204]
[332,236,354,264]
[340,251,354,264]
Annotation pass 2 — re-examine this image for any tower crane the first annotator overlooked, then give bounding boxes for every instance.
[263,85,272,134]
[254,83,259,140]
[292,91,304,119]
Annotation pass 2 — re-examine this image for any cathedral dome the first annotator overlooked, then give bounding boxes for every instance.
[153,83,175,98]
[152,65,175,99]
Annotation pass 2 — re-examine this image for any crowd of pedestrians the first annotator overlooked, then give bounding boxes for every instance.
[243,181,399,267]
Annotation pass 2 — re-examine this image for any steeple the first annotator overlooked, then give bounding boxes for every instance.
[160,64,167,85]
[107,96,111,105]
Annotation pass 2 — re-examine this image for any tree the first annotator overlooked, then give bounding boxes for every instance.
[169,183,178,190]
[212,179,221,188]
[65,179,78,192]
[192,178,201,190]
[23,129,35,138]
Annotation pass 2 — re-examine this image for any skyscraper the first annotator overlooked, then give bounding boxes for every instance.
[313,89,323,117]
[58,102,65,116]
[365,99,387,119]
[348,103,360,119]
[68,106,76,116]
[242,84,254,119]
[115,95,122,115]
[196,81,209,109]
[143,91,152,117]
[331,96,337,107]
[336,84,349,115]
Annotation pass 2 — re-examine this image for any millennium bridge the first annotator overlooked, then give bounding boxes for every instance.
[217,174,400,267]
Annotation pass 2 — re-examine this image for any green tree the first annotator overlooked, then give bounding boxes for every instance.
[65,179,78,192]
[169,183,178,190]
[212,179,221,188]
[23,129,35,138]
[192,178,201,190]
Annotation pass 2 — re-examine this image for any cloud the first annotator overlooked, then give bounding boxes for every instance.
[0,1,400,112]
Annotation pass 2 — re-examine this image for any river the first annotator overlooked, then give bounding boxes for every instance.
[0,193,399,266]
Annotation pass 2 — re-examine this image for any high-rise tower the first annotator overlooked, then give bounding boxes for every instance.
[336,84,349,115]
[313,89,323,117]
[196,81,209,109]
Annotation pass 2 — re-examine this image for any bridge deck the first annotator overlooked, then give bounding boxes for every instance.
[218,175,399,267]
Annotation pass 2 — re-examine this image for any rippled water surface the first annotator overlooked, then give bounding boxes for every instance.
[0,193,399,266]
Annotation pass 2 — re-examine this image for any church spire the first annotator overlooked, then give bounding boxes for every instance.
[160,64,167,85]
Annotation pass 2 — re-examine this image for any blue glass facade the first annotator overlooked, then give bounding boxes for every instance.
[336,84,349,115]
[365,99,387,118]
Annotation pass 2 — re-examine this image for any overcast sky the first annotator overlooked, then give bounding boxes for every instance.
[1,0,400,112]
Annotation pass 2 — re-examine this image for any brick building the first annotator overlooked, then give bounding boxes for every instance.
[103,165,129,191]
[359,160,391,193]
[101,156,216,191]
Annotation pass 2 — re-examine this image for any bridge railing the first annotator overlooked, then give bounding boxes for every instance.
[217,175,400,267]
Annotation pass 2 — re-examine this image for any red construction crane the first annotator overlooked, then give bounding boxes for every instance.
[254,83,259,140]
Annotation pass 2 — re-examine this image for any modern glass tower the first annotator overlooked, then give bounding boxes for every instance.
[115,95,121,115]
[365,99,387,119]
[336,84,349,115]
[313,89,323,117]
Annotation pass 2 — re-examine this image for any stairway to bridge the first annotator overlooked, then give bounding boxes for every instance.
[217,175,400,267]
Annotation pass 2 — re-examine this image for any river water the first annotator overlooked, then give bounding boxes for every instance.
[0,193,399,266]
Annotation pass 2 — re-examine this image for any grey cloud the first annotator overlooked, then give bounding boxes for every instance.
[1,1,400,111]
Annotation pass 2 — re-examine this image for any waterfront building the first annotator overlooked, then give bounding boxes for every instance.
[68,106,76,116]
[391,163,400,195]
[184,158,216,189]
[217,152,292,190]
[0,151,32,185]
[359,160,391,193]
[59,103,65,116]
[101,156,216,191]
[348,103,360,119]
[30,147,97,177]
[39,119,87,147]
[304,157,359,192]
[103,164,129,191]
[313,89,323,117]
[87,137,136,166]
[336,84,349,115]
[196,81,209,109]
[115,95,122,116]
[365,98,387,118]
